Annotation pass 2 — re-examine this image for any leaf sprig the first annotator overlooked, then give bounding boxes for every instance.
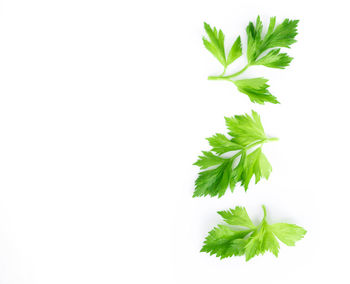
[203,16,299,104]
[193,111,277,198]
[201,205,306,261]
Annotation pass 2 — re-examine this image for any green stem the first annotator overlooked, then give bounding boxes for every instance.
[262,205,267,219]
[225,64,249,78]
[226,137,278,162]
[208,64,250,81]
[220,67,227,76]
[244,140,264,150]
[245,137,278,149]
[267,137,279,142]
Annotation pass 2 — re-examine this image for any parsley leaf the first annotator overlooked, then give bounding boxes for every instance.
[203,22,242,69]
[246,16,299,64]
[269,223,307,246]
[193,111,277,198]
[201,205,306,261]
[252,49,292,69]
[207,133,242,154]
[193,151,225,170]
[241,147,272,190]
[227,36,242,66]
[218,206,255,229]
[203,22,227,67]
[263,17,299,50]
[234,77,279,104]
[194,159,233,198]
[200,225,250,258]
[225,110,267,146]
[205,16,298,104]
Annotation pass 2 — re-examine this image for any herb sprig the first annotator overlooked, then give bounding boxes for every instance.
[201,205,306,261]
[203,16,299,104]
[193,111,277,198]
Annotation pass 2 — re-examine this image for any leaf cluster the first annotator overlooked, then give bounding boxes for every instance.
[203,22,242,69]
[193,111,276,198]
[201,206,307,261]
[203,16,299,104]
[246,16,298,66]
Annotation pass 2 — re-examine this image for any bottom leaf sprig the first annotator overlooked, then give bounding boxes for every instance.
[201,205,306,261]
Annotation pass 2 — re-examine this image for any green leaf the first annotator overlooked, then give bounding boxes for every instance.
[218,206,255,229]
[229,152,246,192]
[193,159,233,198]
[194,111,276,197]
[234,78,279,104]
[201,225,251,259]
[193,151,225,170]
[201,206,306,261]
[246,16,264,63]
[203,22,227,67]
[266,16,276,37]
[225,110,266,146]
[242,147,272,191]
[262,230,280,257]
[227,36,242,65]
[269,223,307,246]
[244,232,263,261]
[244,222,280,260]
[204,17,298,103]
[246,16,299,64]
[207,133,243,154]
[262,18,299,50]
[252,49,293,69]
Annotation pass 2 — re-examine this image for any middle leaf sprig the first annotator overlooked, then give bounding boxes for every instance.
[193,111,277,198]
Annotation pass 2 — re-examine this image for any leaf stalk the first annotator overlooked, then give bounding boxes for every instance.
[208,64,250,81]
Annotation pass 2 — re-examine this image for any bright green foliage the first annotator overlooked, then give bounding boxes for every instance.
[194,159,233,198]
[193,111,276,198]
[203,22,242,68]
[234,78,279,104]
[246,17,299,64]
[252,49,292,69]
[204,16,298,104]
[269,223,307,246]
[232,77,279,105]
[241,147,272,189]
[227,36,242,65]
[225,111,266,146]
[194,151,225,170]
[207,133,242,154]
[218,206,255,228]
[201,205,306,261]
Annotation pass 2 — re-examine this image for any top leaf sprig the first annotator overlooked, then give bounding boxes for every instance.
[203,16,299,104]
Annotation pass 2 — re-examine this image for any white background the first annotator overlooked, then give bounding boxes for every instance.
[0,0,349,283]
